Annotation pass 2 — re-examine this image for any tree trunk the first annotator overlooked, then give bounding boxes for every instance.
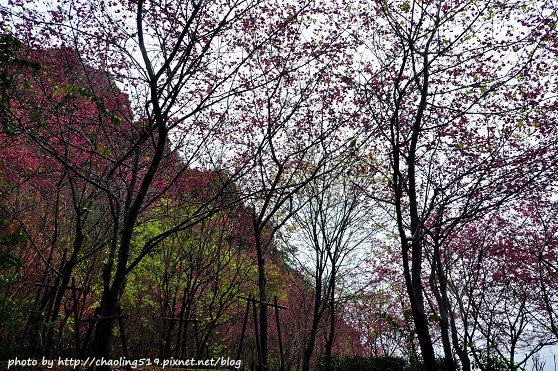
[254,219,268,370]
[325,283,335,371]
[302,278,322,371]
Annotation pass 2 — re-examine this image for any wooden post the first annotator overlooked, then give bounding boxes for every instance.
[80,307,99,355]
[237,295,288,310]
[274,296,285,371]
[252,297,263,371]
[162,317,201,358]
[193,314,200,357]
[237,294,289,370]
[116,305,130,371]
[71,278,80,357]
[34,283,84,291]
[82,311,129,361]
[237,293,251,359]
[175,287,189,359]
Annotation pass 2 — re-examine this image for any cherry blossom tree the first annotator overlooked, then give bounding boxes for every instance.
[207,3,359,367]
[351,0,558,368]
[0,0,321,361]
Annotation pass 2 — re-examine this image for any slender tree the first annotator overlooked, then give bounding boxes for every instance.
[287,164,372,371]
[352,0,558,368]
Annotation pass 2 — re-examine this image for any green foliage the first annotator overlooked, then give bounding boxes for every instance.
[318,355,407,371]
[317,355,461,371]
[0,32,41,136]
[0,218,27,358]
[0,218,25,271]
[404,357,461,371]
[470,342,524,371]
[54,83,122,126]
